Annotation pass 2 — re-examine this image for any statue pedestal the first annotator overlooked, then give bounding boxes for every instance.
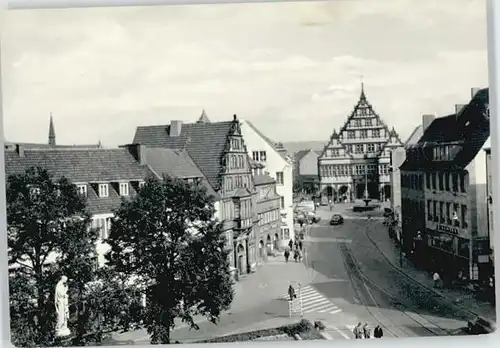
[56,327,71,338]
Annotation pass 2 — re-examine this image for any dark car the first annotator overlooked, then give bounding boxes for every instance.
[330,214,344,225]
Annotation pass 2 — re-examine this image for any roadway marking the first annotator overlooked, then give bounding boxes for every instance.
[281,285,342,315]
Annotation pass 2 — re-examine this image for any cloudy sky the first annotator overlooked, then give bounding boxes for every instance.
[0,0,489,147]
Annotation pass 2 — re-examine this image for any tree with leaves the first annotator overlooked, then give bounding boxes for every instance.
[106,175,234,344]
[7,167,99,346]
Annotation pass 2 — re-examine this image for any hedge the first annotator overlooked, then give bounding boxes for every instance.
[198,319,325,343]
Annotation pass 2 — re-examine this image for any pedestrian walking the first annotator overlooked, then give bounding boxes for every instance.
[288,285,297,301]
[294,250,299,262]
[284,250,290,263]
[373,325,383,338]
[433,271,441,288]
[288,239,293,250]
[363,323,370,339]
[353,323,363,339]
[298,240,303,251]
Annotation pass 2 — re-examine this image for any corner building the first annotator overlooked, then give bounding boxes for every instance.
[318,84,404,204]
[400,88,490,282]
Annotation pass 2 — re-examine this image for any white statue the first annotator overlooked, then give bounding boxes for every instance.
[55,275,71,337]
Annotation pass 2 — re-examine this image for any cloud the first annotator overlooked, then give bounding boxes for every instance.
[0,0,488,147]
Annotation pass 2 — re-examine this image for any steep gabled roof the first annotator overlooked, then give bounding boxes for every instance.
[294,149,320,163]
[404,125,423,147]
[400,88,489,171]
[133,121,233,191]
[243,120,287,160]
[143,147,219,199]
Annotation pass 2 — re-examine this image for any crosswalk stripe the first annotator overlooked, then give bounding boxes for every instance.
[282,285,343,315]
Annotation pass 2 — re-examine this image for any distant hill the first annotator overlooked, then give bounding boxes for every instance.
[282,141,325,154]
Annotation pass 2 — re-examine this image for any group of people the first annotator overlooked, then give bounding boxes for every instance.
[284,239,302,263]
[353,323,384,339]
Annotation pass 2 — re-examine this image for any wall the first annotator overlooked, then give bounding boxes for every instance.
[299,151,319,176]
[240,120,295,243]
[486,150,494,252]
[390,148,406,223]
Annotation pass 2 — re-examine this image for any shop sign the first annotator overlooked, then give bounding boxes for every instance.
[437,224,459,235]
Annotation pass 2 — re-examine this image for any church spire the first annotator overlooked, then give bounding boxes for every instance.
[196,109,210,123]
[360,75,366,100]
[48,113,56,146]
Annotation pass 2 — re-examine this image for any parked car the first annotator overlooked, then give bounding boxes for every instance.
[330,214,344,225]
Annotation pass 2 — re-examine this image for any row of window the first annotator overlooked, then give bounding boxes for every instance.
[258,209,280,226]
[231,138,242,150]
[235,198,253,220]
[401,173,424,190]
[320,164,390,177]
[345,129,382,139]
[427,199,468,229]
[229,154,246,169]
[224,174,252,192]
[432,145,460,161]
[77,181,145,198]
[426,172,466,193]
[252,151,267,162]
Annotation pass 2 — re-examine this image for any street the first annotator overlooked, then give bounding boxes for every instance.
[304,204,480,339]
[112,204,491,344]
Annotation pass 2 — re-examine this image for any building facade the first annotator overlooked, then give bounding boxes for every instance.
[389,122,427,242]
[293,149,321,194]
[240,119,294,249]
[133,113,259,278]
[4,145,152,267]
[318,84,404,204]
[254,174,282,262]
[400,88,490,282]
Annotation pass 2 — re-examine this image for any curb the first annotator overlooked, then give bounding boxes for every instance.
[364,226,495,325]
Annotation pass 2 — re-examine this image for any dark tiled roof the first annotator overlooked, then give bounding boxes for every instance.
[400,88,489,172]
[145,148,203,179]
[254,174,276,186]
[133,121,234,191]
[4,147,150,182]
[144,147,219,199]
[4,147,152,215]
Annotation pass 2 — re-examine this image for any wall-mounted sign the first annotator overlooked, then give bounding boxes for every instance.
[437,224,459,235]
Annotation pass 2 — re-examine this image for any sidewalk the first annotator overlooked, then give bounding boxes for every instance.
[367,220,496,322]
[112,253,317,343]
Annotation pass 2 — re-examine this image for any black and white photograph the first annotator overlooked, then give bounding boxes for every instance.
[0,0,496,346]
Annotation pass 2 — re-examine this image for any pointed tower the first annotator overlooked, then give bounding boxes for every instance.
[48,114,56,146]
[196,109,211,124]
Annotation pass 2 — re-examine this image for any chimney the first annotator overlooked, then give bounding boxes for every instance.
[15,144,24,157]
[471,87,481,99]
[122,144,146,165]
[455,104,466,114]
[169,121,182,137]
[422,114,435,132]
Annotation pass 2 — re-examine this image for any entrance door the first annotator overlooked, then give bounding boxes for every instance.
[238,255,245,274]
